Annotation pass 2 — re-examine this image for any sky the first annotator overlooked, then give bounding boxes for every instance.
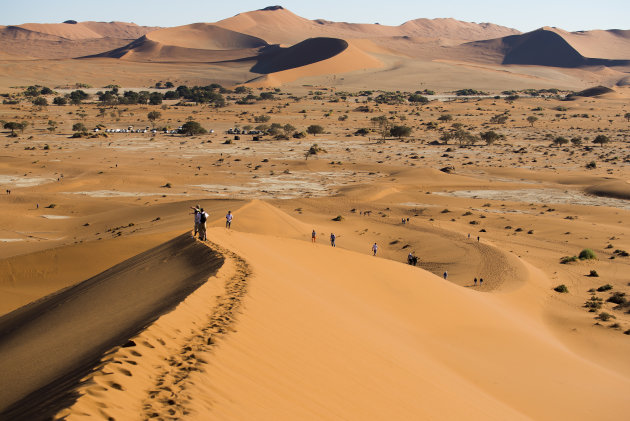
[2,0,629,32]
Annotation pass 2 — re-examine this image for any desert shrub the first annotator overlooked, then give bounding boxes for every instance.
[607,292,627,305]
[588,270,599,277]
[354,128,369,136]
[624,330,630,335]
[585,161,596,169]
[553,284,569,293]
[45,204,56,208]
[584,296,603,310]
[598,312,615,321]
[331,215,343,221]
[579,249,596,260]
[613,249,629,257]
[597,284,613,292]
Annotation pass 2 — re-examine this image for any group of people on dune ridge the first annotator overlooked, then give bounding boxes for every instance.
[191,205,232,240]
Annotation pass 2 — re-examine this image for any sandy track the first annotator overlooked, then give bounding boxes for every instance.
[0,234,223,420]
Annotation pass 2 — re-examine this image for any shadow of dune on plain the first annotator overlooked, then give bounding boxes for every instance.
[0,233,224,420]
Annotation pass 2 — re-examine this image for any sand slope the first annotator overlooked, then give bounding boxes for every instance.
[0,234,223,419]
[191,230,630,420]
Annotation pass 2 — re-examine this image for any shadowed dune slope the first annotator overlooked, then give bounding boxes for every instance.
[252,37,349,73]
[0,234,224,420]
[469,28,630,67]
[90,24,268,62]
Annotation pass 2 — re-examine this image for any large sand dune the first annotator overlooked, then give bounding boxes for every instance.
[0,234,223,419]
[469,27,630,68]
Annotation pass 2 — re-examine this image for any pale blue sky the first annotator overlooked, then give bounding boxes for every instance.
[2,1,628,32]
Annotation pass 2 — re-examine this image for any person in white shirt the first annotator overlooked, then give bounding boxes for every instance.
[372,243,378,256]
[199,208,209,240]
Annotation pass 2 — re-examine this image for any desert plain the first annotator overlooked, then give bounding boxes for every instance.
[0,5,630,421]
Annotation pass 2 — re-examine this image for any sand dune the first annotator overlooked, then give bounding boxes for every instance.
[0,22,157,60]
[57,228,630,420]
[468,28,630,68]
[0,234,223,419]
[215,6,520,45]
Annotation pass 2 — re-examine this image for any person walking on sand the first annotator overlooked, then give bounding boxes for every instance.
[312,230,316,243]
[225,210,233,229]
[474,277,478,286]
[479,278,484,286]
[372,242,378,256]
[199,208,208,241]
[330,233,336,247]
[443,271,448,280]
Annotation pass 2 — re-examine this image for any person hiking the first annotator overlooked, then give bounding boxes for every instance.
[199,208,208,240]
[443,271,448,280]
[372,243,378,256]
[225,210,233,229]
[330,233,336,247]
[312,230,316,243]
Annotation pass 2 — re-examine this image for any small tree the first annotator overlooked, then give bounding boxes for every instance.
[180,121,206,136]
[526,116,538,127]
[72,122,87,133]
[408,94,428,104]
[438,114,453,122]
[624,112,630,122]
[149,92,163,105]
[147,111,162,128]
[307,125,324,136]
[32,97,48,107]
[3,122,20,136]
[53,96,68,106]
[553,136,569,147]
[480,130,500,145]
[18,121,28,134]
[593,135,609,147]
[389,125,412,139]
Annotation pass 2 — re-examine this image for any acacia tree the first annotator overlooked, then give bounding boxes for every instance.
[527,116,538,127]
[593,134,610,147]
[624,112,630,122]
[306,125,324,136]
[553,136,569,147]
[180,121,206,136]
[390,125,412,139]
[147,111,162,129]
[4,122,20,136]
[480,130,500,145]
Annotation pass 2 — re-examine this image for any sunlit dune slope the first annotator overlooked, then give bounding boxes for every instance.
[187,228,630,420]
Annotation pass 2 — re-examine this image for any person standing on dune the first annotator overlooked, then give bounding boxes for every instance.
[372,243,378,256]
[330,233,336,247]
[199,208,208,241]
[312,230,316,243]
[225,210,233,229]
[190,205,200,237]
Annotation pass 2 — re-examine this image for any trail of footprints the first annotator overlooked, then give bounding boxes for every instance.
[141,242,251,420]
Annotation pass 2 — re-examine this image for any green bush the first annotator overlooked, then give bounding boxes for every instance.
[553,284,569,293]
[588,270,599,277]
[560,256,578,264]
[597,284,613,292]
[579,249,596,260]
[607,292,627,305]
[598,312,615,321]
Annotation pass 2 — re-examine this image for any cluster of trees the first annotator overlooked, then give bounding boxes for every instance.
[552,135,610,147]
[52,90,89,106]
[96,88,164,106]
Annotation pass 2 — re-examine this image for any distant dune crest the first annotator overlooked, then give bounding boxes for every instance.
[0,6,628,86]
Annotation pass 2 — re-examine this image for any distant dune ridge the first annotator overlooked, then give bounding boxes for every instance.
[0,5,629,88]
